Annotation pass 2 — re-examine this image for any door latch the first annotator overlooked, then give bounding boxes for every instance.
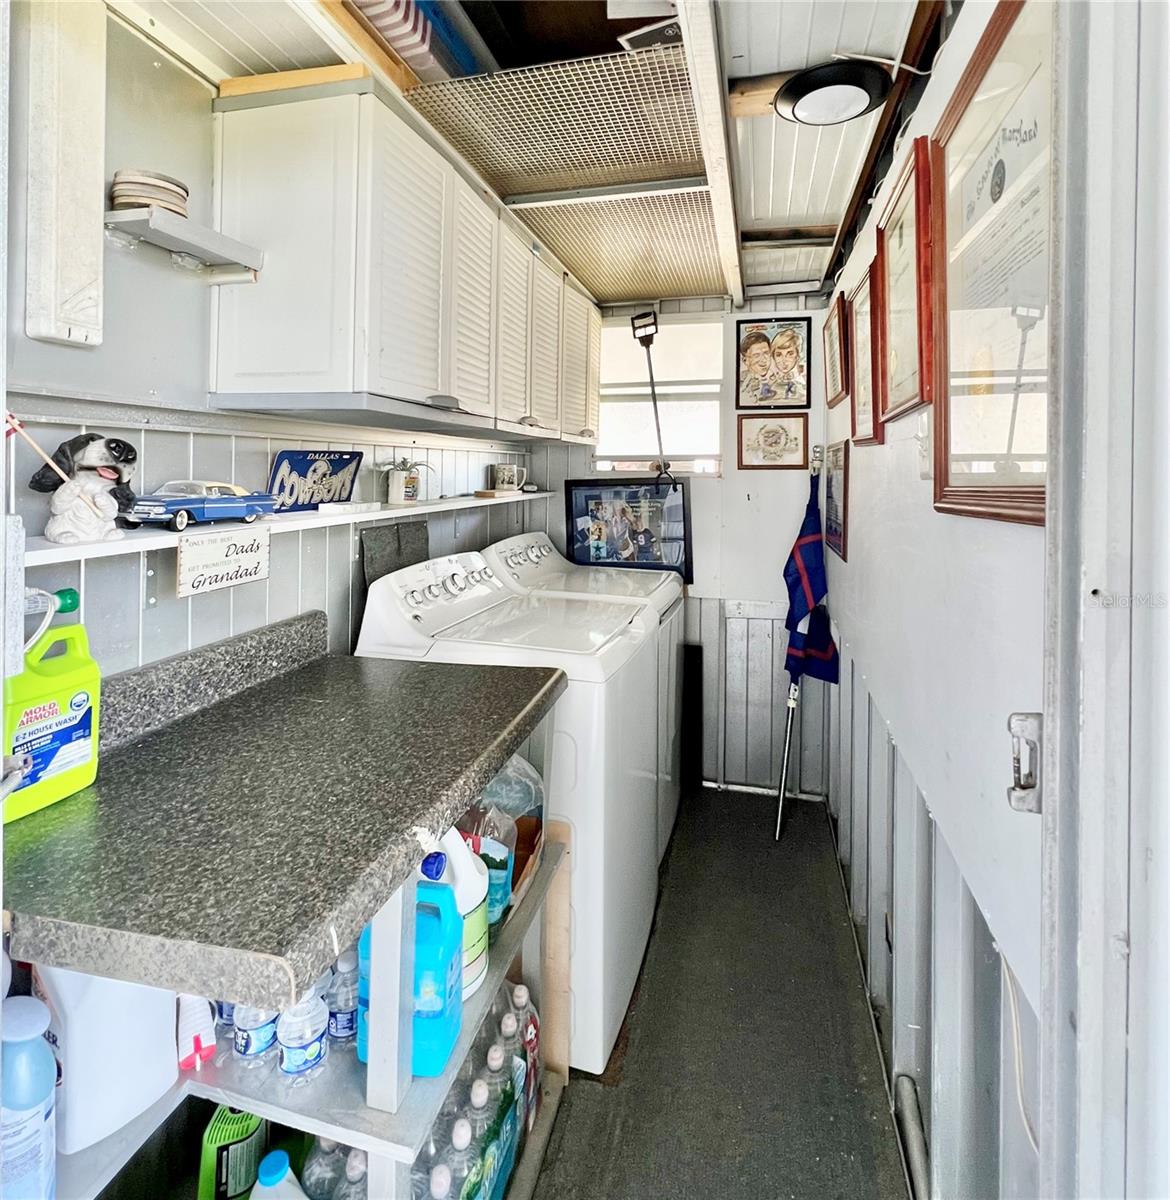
[1007,712,1042,813]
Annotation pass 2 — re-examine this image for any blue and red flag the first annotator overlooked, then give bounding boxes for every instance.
[782,475,839,685]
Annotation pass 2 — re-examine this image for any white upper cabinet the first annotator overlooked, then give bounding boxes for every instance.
[495,221,531,426]
[444,177,497,417]
[359,98,449,403]
[560,283,591,442]
[528,257,562,435]
[586,303,602,441]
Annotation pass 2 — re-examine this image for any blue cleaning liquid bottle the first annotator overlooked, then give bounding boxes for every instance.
[412,880,463,1077]
[2,996,58,1199]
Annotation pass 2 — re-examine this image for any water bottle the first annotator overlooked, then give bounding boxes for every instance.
[327,950,360,1045]
[498,1011,522,1061]
[481,1042,510,1102]
[443,1118,481,1198]
[1,996,57,1200]
[464,1077,493,1145]
[332,1148,368,1200]
[428,1164,453,1200]
[216,999,236,1029]
[276,990,329,1085]
[357,926,371,1064]
[300,1136,347,1200]
[310,967,333,1001]
[232,1003,280,1068]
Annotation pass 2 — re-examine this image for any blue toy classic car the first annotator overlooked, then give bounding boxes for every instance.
[123,481,276,532]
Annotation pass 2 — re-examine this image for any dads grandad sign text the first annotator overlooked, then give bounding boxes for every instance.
[177,528,271,598]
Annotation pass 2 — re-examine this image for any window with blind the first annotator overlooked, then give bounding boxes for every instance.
[595,319,724,474]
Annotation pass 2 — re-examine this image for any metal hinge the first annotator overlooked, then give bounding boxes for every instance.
[1007,712,1043,813]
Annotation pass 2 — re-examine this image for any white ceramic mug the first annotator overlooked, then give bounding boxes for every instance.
[493,464,527,491]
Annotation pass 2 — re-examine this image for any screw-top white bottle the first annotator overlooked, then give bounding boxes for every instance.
[251,1149,308,1198]
[332,1147,368,1200]
[464,1077,494,1144]
[481,1042,510,1101]
[443,1118,481,1198]
[326,950,360,1044]
[276,990,329,1085]
[498,1011,522,1061]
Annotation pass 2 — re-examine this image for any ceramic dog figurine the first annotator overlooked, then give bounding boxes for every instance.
[28,433,138,544]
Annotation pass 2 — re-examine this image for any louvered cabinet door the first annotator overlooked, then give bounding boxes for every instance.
[528,258,563,434]
[560,284,591,441]
[495,224,531,425]
[360,98,449,403]
[446,180,497,416]
[585,302,602,443]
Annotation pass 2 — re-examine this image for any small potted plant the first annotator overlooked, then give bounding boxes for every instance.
[381,456,432,504]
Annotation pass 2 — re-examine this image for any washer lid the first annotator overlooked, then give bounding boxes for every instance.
[436,595,639,654]
[528,567,680,601]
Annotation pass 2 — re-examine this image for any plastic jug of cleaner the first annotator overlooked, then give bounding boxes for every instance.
[412,880,463,1077]
[197,1106,267,1200]
[252,1149,308,1198]
[356,926,372,1064]
[32,963,178,1155]
[430,828,489,999]
[1,996,57,1200]
[3,624,100,825]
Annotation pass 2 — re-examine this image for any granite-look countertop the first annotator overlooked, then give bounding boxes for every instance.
[4,656,565,1008]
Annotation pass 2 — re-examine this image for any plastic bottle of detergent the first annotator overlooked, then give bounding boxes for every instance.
[326,951,360,1046]
[251,1150,308,1198]
[429,829,489,999]
[1,996,57,1200]
[276,991,329,1085]
[413,880,463,1076]
[299,1136,347,1200]
[3,623,100,825]
[332,1148,368,1200]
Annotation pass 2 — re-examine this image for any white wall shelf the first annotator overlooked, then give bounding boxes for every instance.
[23,492,554,567]
[104,206,264,273]
[185,843,565,1165]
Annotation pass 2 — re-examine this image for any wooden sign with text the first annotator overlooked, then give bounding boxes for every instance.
[177,527,271,598]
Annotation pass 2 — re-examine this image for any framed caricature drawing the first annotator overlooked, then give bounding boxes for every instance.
[735,317,812,409]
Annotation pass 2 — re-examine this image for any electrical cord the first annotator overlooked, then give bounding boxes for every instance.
[23,588,57,652]
[1002,958,1041,1154]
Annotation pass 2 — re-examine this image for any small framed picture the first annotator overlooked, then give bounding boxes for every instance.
[825,440,849,561]
[876,136,934,423]
[737,413,809,470]
[822,295,849,409]
[849,261,884,445]
[735,316,812,409]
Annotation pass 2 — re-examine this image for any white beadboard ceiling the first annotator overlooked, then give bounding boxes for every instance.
[106,0,342,81]
[717,0,918,235]
[741,244,832,288]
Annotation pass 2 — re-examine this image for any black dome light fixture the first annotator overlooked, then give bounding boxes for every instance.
[772,59,893,126]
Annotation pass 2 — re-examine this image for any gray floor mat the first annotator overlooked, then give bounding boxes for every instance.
[532,793,908,1200]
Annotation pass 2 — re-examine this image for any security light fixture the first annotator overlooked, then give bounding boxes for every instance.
[629,311,675,490]
[631,311,658,347]
[772,60,892,126]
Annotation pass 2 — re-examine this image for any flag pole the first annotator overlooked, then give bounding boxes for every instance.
[776,445,824,841]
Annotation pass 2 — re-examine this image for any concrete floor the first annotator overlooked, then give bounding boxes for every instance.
[532,792,908,1200]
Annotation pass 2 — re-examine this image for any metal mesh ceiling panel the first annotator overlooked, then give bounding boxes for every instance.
[405,46,704,196]
[517,191,725,303]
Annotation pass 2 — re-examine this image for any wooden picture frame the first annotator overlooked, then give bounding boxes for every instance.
[876,136,934,423]
[734,316,812,409]
[737,413,809,470]
[825,440,849,561]
[848,260,884,446]
[823,294,849,408]
[930,0,1049,525]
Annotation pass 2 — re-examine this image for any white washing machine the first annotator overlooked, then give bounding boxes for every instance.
[356,551,659,1075]
[481,532,685,862]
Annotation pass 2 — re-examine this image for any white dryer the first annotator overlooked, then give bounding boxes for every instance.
[356,551,659,1075]
[481,532,684,862]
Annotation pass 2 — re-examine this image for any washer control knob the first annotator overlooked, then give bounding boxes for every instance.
[541,545,553,557]
[443,574,466,596]
[526,546,541,564]
[425,583,442,600]
[406,589,424,607]
[483,567,495,579]
[467,569,481,584]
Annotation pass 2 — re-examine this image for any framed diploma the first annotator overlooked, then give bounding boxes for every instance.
[848,261,884,446]
[822,294,848,409]
[877,137,934,422]
[825,440,849,561]
[930,0,1052,524]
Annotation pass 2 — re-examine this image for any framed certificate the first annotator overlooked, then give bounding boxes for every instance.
[822,294,848,409]
[877,137,934,422]
[825,440,849,561]
[930,0,1051,524]
[848,261,884,446]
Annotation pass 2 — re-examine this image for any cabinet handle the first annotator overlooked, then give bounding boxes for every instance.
[578,428,596,438]
[519,416,541,427]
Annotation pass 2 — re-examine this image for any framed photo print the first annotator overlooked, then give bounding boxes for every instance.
[848,261,884,445]
[822,294,849,408]
[824,440,849,561]
[877,136,934,422]
[735,316,812,409]
[930,0,1050,525]
[738,413,809,470]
